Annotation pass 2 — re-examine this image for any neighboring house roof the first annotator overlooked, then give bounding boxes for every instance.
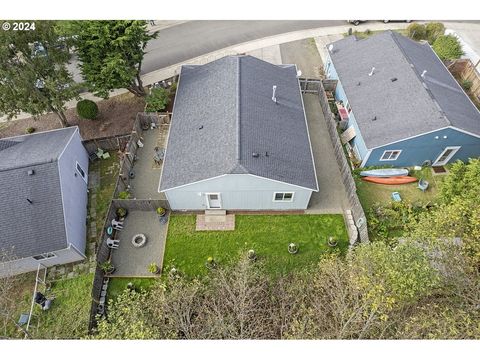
[160,55,318,191]
[0,127,78,259]
[327,31,480,149]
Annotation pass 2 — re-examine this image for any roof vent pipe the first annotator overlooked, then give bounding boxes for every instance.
[421,70,427,78]
[272,85,277,103]
[368,67,375,76]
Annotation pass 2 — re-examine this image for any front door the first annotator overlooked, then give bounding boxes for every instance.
[206,193,222,209]
[433,146,461,166]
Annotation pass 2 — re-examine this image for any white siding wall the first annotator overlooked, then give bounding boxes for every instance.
[0,247,85,278]
[165,174,313,210]
[57,129,89,256]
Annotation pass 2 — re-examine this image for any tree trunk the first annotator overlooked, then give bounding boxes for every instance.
[53,109,69,127]
[126,63,146,97]
[126,83,146,97]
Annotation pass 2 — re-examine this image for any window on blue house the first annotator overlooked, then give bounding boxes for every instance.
[380,150,402,161]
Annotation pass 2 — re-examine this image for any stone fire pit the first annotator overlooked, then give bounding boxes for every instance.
[132,233,147,248]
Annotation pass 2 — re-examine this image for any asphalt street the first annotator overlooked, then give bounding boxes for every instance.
[141,20,344,73]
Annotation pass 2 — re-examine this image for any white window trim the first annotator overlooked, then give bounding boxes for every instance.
[205,192,222,209]
[33,252,56,261]
[380,150,402,161]
[76,161,88,184]
[433,146,461,166]
[273,192,295,202]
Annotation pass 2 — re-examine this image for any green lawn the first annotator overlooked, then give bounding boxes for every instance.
[6,273,93,339]
[107,278,157,300]
[87,154,119,254]
[356,167,446,211]
[163,214,348,277]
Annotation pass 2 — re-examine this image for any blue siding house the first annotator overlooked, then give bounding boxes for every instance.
[159,55,318,210]
[325,31,480,167]
[0,127,89,277]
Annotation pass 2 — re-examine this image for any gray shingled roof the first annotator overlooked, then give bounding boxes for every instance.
[0,127,77,259]
[160,55,318,191]
[328,31,480,149]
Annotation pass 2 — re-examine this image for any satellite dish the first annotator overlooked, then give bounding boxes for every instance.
[328,44,334,52]
[296,70,302,77]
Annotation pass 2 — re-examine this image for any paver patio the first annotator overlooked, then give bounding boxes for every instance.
[110,210,168,277]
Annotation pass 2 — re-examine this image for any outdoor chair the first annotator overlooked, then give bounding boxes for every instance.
[106,238,120,249]
[111,219,124,229]
[391,192,402,202]
[17,313,30,327]
[418,179,429,192]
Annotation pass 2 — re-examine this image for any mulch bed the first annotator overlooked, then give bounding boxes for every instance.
[0,93,146,141]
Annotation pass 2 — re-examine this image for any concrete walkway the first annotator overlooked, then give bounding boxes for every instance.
[280,39,348,213]
[129,125,169,200]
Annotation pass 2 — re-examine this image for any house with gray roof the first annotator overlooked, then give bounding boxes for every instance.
[325,31,480,167]
[159,55,318,210]
[0,127,89,277]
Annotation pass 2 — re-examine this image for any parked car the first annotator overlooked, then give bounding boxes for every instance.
[347,20,366,26]
[382,20,412,23]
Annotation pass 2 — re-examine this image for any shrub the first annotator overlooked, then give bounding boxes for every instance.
[145,87,170,112]
[169,81,177,95]
[407,23,426,41]
[25,126,36,134]
[365,29,372,36]
[76,99,98,120]
[116,207,128,218]
[461,80,473,92]
[425,22,445,44]
[118,191,130,200]
[433,35,464,61]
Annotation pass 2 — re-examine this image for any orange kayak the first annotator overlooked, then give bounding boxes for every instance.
[362,176,418,185]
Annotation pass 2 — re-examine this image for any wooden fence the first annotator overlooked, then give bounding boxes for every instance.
[87,112,171,333]
[112,199,170,211]
[447,59,480,105]
[82,134,131,155]
[318,81,369,243]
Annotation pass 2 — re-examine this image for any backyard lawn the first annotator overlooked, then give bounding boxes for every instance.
[163,214,348,277]
[88,153,119,249]
[107,278,157,300]
[5,273,93,339]
[356,167,446,211]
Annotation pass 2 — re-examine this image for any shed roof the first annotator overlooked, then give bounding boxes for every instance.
[160,55,318,191]
[328,31,480,148]
[0,127,78,259]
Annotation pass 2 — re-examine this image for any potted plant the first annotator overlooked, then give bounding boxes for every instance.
[205,256,217,269]
[100,261,115,275]
[288,243,299,254]
[148,262,160,274]
[118,191,130,200]
[156,207,166,217]
[247,249,257,261]
[328,236,338,247]
[116,207,128,220]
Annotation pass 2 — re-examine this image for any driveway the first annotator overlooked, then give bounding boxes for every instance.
[280,39,348,213]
